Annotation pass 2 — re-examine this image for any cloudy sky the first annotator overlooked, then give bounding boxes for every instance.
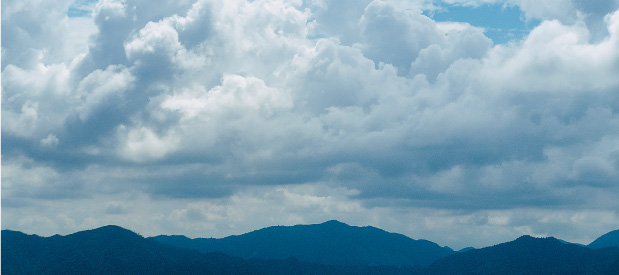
[3,0,619,249]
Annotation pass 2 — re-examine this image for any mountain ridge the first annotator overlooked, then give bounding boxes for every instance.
[1,225,420,275]
[425,234,619,274]
[149,220,454,267]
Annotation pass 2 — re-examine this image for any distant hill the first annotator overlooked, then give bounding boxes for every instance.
[589,229,619,249]
[425,235,619,274]
[1,225,260,275]
[149,220,454,267]
[1,225,420,275]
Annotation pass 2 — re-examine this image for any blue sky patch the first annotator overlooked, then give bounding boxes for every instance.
[67,0,97,17]
[425,4,541,44]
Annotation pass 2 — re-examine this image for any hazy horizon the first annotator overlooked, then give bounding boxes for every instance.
[3,0,619,250]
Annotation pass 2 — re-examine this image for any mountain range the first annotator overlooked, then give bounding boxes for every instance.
[3,220,619,274]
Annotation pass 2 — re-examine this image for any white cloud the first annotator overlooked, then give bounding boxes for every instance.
[94,0,127,20]
[117,126,180,162]
[163,74,293,120]
[40,134,60,147]
[76,65,135,121]
[1,63,72,138]
[360,0,443,75]
[125,21,182,59]
[1,0,76,67]
[411,22,492,80]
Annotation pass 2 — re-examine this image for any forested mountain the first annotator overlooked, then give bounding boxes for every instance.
[150,220,453,267]
[0,225,419,275]
[425,235,619,274]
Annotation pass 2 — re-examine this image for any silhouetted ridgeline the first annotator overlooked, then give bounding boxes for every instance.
[3,221,619,274]
[1,224,419,275]
[150,220,453,267]
[425,235,619,274]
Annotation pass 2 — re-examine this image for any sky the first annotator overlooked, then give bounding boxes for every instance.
[2,0,619,250]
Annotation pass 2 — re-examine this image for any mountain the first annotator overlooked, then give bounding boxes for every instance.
[1,225,420,275]
[1,225,248,274]
[149,220,454,267]
[425,235,619,274]
[589,229,619,249]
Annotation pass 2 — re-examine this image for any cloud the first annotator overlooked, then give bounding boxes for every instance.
[3,0,619,249]
[116,126,179,162]
[40,134,60,147]
[1,156,88,202]
[303,0,372,44]
[104,201,129,214]
[1,0,75,68]
[410,22,492,81]
[76,65,135,121]
[360,0,443,75]
[2,62,73,139]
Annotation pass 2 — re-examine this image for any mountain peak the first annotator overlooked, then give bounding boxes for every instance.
[95,224,131,231]
[84,224,135,234]
[320,220,349,226]
[65,225,141,241]
[513,235,561,243]
[515,235,536,240]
